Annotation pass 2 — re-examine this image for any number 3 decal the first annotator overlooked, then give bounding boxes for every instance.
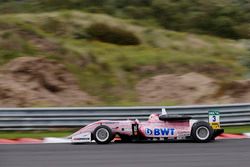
[212,116,216,122]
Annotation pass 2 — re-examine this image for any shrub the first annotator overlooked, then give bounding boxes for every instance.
[86,23,140,45]
[124,6,153,19]
[41,17,70,36]
[234,24,250,39]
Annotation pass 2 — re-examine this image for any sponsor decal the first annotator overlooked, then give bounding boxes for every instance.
[145,128,175,136]
[177,136,186,140]
[71,132,91,143]
[145,128,153,135]
[120,127,131,132]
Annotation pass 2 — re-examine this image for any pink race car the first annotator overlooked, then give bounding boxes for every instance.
[70,109,224,144]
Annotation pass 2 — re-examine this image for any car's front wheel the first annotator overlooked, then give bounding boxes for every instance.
[191,121,213,143]
[93,125,113,144]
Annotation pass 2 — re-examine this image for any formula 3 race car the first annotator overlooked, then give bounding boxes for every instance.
[69,109,224,144]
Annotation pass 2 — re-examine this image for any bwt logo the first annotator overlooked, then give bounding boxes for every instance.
[145,128,175,136]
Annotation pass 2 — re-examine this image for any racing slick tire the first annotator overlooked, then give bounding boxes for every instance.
[93,125,114,144]
[191,121,213,143]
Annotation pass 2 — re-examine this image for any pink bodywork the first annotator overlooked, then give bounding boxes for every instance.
[70,113,193,139]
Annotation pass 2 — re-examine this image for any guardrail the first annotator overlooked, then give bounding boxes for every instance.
[0,103,250,130]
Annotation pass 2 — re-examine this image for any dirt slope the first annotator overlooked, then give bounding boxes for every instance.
[0,57,97,107]
[0,57,248,107]
[215,80,250,104]
[136,73,250,105]
[136,73,219,104]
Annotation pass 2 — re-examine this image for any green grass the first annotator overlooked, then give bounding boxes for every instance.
[0,125,249,139]
[0,130,74,139]
[223,125,250,134]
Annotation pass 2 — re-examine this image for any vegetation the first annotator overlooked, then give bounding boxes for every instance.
[224,125,250,134]
[85,23,140,45]
[0,130,73,139]
[0,0,249,39]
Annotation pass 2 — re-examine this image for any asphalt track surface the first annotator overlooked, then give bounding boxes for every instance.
[0,139,250,167]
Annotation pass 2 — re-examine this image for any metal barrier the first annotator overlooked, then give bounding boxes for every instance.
[0,103,250,130]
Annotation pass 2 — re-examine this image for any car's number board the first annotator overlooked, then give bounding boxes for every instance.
[208,110,220,129]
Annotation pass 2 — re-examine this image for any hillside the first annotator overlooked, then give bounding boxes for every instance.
[0,0,249,39]
[0,10,249,106]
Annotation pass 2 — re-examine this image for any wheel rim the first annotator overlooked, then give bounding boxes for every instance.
[196,126,209,140]
[96,128,109,142]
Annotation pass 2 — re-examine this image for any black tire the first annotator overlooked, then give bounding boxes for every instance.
[93,125,113,144]
[191,121,213,143]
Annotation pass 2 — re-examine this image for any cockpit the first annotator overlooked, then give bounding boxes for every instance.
[149,108,192,122]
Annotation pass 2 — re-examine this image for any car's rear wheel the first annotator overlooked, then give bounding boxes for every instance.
[191,121,213,143]
[93,125,113,144]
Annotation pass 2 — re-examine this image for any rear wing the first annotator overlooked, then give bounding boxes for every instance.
[208,110,221,129]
